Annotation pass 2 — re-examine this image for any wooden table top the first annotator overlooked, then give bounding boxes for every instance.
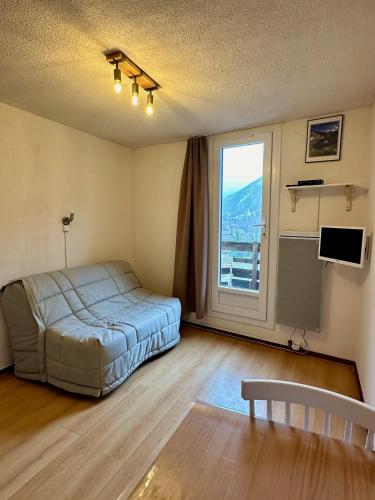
[129,402,375,500]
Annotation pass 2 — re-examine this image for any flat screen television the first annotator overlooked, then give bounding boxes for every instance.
[318,226,366,268]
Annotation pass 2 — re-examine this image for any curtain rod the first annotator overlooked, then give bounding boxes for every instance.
[160,119,284,146]
[159,106,351,147]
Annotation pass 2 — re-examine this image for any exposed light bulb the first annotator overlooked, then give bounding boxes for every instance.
[113,65,122,93]
[132,80,140,106]
[114,81,122,94]
[146,92,154,115]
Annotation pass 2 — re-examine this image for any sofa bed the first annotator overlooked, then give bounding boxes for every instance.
[2,260,181,397]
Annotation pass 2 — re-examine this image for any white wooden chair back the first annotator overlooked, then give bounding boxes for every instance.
[241,379,375,451]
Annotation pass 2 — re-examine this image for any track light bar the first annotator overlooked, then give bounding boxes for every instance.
[105,50,160,92]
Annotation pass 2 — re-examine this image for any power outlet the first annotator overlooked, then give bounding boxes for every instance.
[288,339,302,352]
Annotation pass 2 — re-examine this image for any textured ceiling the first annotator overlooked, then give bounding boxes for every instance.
[0,0,375,147]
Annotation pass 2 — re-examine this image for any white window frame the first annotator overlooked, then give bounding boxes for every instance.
[206,124,281,331]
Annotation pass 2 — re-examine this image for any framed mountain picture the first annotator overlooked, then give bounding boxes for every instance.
[305,115,343,163]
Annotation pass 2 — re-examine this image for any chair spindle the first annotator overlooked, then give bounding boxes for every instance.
[344,420,353,442]
[323,411,331,436]
[249,399,255,417]
[365,430,374,451]
[304,405,310,431]
[267,400,272,420]
[285,401,291,426]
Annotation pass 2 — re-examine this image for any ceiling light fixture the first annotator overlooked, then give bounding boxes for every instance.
[106,50,160,114]
[113,61,122,94]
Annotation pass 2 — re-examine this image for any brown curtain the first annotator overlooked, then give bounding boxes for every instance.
[173,137,209,319]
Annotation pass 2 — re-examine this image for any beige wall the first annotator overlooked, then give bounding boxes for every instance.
[132,106,372,361]
[0,103,133,368]
[132,142,187,294]
[357,103,375,405]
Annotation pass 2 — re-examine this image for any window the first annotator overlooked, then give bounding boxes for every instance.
[219,143,264,292]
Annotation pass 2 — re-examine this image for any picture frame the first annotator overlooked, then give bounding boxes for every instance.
[305,115,343,163]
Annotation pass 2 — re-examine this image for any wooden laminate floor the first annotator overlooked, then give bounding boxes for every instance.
[0,326,362,500]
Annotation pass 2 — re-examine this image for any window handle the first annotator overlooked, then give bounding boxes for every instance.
[253,223,267,236]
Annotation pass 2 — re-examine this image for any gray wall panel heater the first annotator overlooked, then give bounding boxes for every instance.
[276,232,323,331]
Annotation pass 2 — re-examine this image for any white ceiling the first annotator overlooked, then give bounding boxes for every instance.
[0,0,374,148]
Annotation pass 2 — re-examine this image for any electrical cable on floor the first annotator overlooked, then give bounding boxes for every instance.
[300,329,309,355]
[289,327,297,346]
[288,327,309,355]
[64,231,68,269]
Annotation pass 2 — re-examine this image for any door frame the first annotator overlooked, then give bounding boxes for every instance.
[204,124,281,332]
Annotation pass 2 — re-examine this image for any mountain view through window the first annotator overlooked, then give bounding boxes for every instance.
[219,143,264,291]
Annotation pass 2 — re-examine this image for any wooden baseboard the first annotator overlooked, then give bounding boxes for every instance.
[182,320,364,401]
[0,364,13,375]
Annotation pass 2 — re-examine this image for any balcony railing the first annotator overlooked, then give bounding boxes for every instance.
[220,241,260,291]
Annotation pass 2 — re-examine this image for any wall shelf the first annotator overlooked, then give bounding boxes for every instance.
[285,183,366,213]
